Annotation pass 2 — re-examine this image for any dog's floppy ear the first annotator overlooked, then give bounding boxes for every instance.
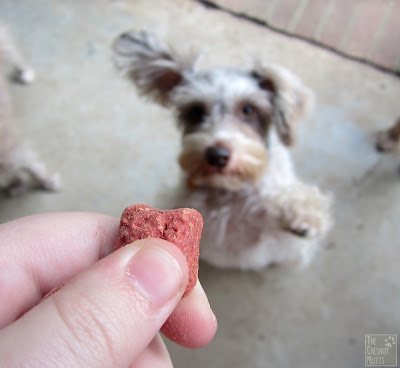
[113,31,192,106]
[252,64,314,146]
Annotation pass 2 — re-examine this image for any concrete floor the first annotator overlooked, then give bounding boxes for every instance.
[1,1,400,367]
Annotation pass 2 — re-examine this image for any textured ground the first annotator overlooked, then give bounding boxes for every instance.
[1,1,399,367]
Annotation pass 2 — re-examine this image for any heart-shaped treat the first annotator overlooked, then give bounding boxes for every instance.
[115,204,203,296]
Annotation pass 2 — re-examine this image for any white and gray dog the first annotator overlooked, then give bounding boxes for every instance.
[0,22,59,196]
[113,31,332,270]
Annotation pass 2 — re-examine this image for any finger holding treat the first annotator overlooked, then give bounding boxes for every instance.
[0,211,217,367]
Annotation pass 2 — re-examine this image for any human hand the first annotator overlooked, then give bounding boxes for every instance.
[0,212,217,367]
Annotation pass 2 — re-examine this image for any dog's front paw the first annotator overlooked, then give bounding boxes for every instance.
[280,184,333,238]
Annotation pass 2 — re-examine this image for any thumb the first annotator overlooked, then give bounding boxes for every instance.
[0,238,188,368]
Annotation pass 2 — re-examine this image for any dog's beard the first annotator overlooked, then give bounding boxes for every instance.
[178,131,268,191]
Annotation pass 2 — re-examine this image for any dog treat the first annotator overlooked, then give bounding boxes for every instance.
[115,204,203,296]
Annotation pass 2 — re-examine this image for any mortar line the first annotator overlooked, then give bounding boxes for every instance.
[338,0,364,50]
[267,0,282,21]
[287,0,310,33]
[314,0,336,41]
[366,0,393,60]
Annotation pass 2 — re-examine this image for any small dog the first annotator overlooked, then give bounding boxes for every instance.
[0,22,59,196]
[113,31,332,270]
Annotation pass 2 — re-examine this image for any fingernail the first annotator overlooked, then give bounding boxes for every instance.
[126,246,184,306]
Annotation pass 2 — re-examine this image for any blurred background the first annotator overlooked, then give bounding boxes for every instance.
[1,0,399,367]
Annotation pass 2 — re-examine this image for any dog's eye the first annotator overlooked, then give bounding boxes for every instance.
[239,103,258,120]
[237,102,269,135]
[180,103,206,127]
[242,105,255,115]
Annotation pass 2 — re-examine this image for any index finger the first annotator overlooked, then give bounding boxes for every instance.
[0,212,119,328]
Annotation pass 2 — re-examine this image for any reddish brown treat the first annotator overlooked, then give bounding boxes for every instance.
[115,204,203,296]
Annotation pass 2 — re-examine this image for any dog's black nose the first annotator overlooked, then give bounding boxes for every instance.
[205,146,230,168]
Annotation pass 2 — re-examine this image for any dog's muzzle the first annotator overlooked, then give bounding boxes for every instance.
[205,146,231,169]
